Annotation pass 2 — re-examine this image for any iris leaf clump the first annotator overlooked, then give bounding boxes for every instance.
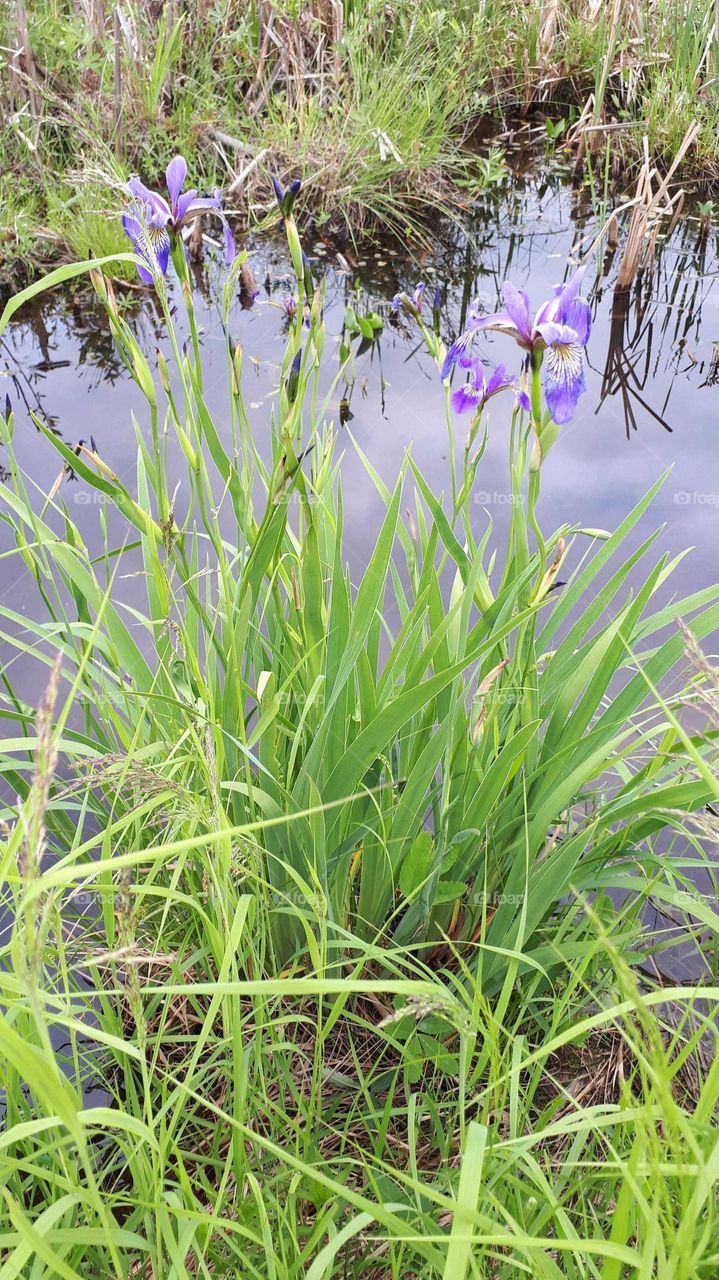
[0,165,718,1277]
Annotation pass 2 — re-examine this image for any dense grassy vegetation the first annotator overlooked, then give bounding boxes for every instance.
[3,0,719,279]
[1,175,719,1275]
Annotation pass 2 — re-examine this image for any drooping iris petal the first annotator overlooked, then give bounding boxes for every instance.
[166,155,188,211]
[153,227,171,277]
[122,212,154,283]
[121,211,143,242]
[122,209,170,283]
[450,353,486,412]
[121,212,151,283]
[542,338,586,424]
[451,383,484,414]
[441,331,476,380]
[450,356,514,415]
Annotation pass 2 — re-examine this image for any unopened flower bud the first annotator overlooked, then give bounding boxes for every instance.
[286,347,302,405]
[157,350,171,395]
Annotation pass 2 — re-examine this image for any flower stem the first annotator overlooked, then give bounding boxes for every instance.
[527,351,547,599]
[530,349,543,437]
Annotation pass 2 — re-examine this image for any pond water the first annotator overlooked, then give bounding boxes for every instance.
[4,160,719,657]
[2,151,719,978]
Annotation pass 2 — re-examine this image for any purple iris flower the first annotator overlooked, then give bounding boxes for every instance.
[441,266,591,424]
[391,282,425,319]
[122,155,235,284]
[450,357,514,415]
[281,294,311,328]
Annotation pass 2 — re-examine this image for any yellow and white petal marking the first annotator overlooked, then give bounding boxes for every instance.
[136,220,171,274]
[544,341,583,387]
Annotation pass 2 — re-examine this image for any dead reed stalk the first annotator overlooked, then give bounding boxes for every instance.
[12,0,41,126]
[617,122,699,287]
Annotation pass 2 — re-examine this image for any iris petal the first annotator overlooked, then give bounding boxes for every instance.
[469,310,524,342]
[127,176,155,203]
[441,332,475,380]
[181,193,222,219]
[154,231,171,277]
[122,208,170,283]
[499,283,532,342]
[174,189,199,224]
[533,297,555,327]
[563,297,591,346]
[555,265,587,316]
[121,212,143,243]
[485,362,510,397]
[127,178,171,224]
[534,265,587,329]
[534,321,578,348]
[222,216,236,265]
[122,212,152,282]
[451,384,483,414]
[166,155,188,210]
[542,340,586,424]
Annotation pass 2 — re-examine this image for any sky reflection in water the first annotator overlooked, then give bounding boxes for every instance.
[3,160,719,676]
[2,160,719,976]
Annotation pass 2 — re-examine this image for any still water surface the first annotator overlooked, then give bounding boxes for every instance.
[4,165,719,643]
[2,157,719,978]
